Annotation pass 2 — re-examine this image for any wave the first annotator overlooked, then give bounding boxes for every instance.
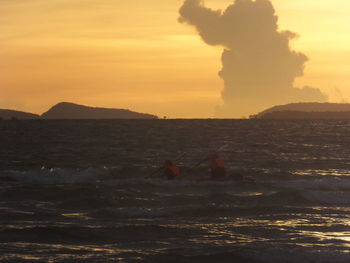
[0,167,111,183]
[274,177,350,191]
[136,251,264,263]
[244,245,350,263]
[0,225,204,244]
[260,188,350,205]
[1,166,350,188]
[87,204,329,219]
[3,168,350,208]
[131,246,350,263]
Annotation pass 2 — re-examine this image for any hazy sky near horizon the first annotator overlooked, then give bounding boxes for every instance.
[1,0,350,117]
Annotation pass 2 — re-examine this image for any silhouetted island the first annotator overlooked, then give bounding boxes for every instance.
[0,109,40,120]
[0,102,157,120]
[253,103,350,119]
[258,111,350,120]
[41,102,157,119]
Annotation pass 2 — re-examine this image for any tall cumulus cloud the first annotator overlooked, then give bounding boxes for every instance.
[179,0,328,117]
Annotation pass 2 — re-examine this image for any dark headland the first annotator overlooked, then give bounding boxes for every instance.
[0,102,158,120]
[253,103,350,120]
[0,109,40,120]
[4,102,350,120]
[42,102,157,119]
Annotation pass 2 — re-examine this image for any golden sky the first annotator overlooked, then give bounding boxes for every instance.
[1,0,350,118]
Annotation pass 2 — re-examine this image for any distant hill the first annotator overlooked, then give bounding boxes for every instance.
[258,111,350,120]
[253,103,350,119]
[0,109,40,120]
[41,102,158,119]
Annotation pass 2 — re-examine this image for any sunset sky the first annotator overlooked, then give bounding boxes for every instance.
[1,0,350,118]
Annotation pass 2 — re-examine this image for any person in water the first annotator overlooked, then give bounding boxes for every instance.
[162,160,180,180]
[209,154,226,180]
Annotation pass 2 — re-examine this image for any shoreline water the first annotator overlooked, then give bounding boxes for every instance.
[1,119,350,262]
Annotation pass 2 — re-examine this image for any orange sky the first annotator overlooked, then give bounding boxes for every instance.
[1,0,350,118]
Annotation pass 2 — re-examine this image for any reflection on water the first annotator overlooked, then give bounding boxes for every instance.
[294,169,350,177]
[2,120,350,262]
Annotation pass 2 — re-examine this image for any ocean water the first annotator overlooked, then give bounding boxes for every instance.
[1,119,350,263]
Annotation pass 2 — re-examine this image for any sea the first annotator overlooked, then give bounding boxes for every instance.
[1,119,350,263]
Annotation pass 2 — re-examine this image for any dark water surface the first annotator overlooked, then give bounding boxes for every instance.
[1,119,350,262]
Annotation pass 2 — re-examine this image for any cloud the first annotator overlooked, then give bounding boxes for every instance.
[179,0,328,117]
